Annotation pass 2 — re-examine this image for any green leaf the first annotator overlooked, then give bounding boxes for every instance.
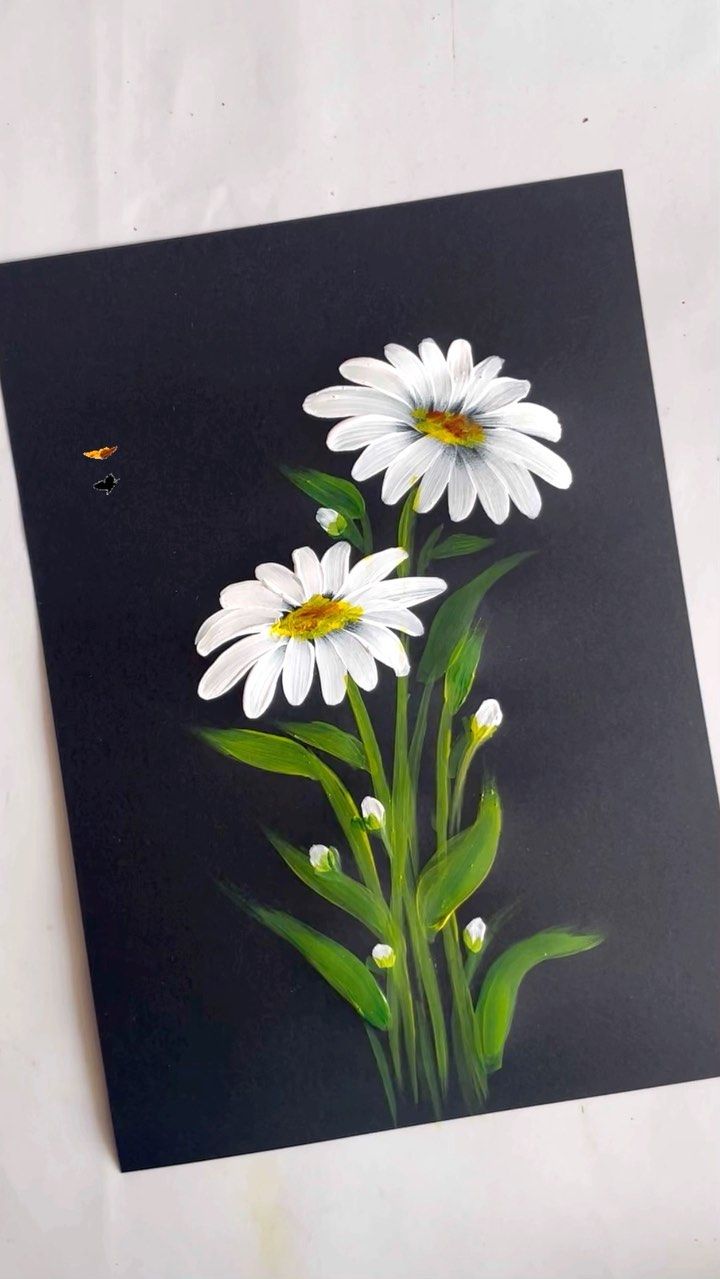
[280,465,366,521]
[200,728,320,779]
[417,524,445,574]
[418,552,534,684]
[277,721,368,771]
[429,533,495,560]
[444,626,486,714]
[417,782,502,932]
[476,928,605,1072]
[263,829,391,938]
[220,882,391,1030]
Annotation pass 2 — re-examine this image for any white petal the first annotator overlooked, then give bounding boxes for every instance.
[351,431,417,481]
[321,541,352,596]
[314,636,347,705]
[255,562,304,606]
[447,339,474,403]
[195,606,281,656]
[419,338,452,410]
[414,448,455,513]
[482,401,561,442]
[460,357,504,413]
[219,580,283,611]
[340,547,408,598]
[485,456,542,518]
[354,622,410,676]
[466,456,511,524]
[359,605,425,636]
[327,416,407,452]
[485,430,572,488]
[359,576,446,608]
[198,632,278,700]
[292,546,324,598]
[303,385,413,421]
[448,458,477,522]
[282,638,316,706]
[338,358,413,405]
[473,377,531,414]
[327,631,378,691]
[380,435,440,505]
[242,644,286,718]
[384,343,432,405]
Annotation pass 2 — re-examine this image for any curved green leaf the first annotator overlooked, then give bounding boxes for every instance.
[263,829,391,938]
[200,728,319,778]
[416,782,502,931]
[476,928,605,1072]
[429,533,495,560]
[417,552,534,684]
[280,465,366,520]
[220,885,391,1030]
[277,721,368,771]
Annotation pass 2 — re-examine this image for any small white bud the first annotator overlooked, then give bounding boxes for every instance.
[309,843,338,873]
[471,698,503,744]
[371,943,396,969]
[463,917,487,954]
[361,796,385,831]
[316,507,347,537]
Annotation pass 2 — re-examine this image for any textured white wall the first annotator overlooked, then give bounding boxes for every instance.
[1,3,718,1276]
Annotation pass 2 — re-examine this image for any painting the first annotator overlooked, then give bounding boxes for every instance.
[1,171,717,1170]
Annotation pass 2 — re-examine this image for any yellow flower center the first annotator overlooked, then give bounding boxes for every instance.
[413,407,485,447]
[271,594,363,641]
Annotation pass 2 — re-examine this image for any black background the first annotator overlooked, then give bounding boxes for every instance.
[1,172,718,1173]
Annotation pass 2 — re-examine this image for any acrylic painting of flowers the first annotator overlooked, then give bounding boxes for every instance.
[195,337,604,1121]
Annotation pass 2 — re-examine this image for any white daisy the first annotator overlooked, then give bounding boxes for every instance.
[303,338,572,524]
[195,543,445,717]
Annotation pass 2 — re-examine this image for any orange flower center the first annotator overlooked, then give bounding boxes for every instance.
[271,594,363,641]
[413,407,485,447]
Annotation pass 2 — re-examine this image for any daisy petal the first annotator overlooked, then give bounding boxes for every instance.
[338,358,413,405]
[473,377,531,414]
[282,638,316,706]
[256,562,305,606]
[447,339,474,403]
[482,401,561,442]
[415,448,455,513]
[359,605,425,636]
[303,386,413,421]
[419,338,452,409]
[486,429,572,488]
[485,456,542,518]
[448,458,477,522]
[360,577,446,608]
[461,357,504,413]
[198,632,277,700]
[354,621,410,676]
[340,547,408,598]
[292,546,324,597]
[467,455,511,524]
[327,631,378,691]
[314,636,347,705]
[219,580,283,611]
[381,435,440,505]
[384,343,432,405]
[242,645,286,719]
[327,416,407,452]
[321,541,352,596]
[351,431,416,481]
[195,606,281,656]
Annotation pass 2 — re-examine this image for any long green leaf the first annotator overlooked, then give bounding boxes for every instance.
[365,1026,398,1123]
[220,882,390,1030]
[200,728,319,778]
[416,782,502,931]
[263,829,391,938]
[476,928,605,1072]
[280,465,366,520]
[429,533,495,560]
[277,721,368,771]
[417,552,534,684]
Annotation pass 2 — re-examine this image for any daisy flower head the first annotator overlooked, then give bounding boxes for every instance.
[303,338,571,524]
[195,542,445,717]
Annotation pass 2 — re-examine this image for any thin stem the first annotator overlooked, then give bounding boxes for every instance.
[346,678,391,811]
[360,510,373,554]
[314,758,383,898]
[403,881,449,1092]
[450,740,478,834]
[365,1026,398,1124]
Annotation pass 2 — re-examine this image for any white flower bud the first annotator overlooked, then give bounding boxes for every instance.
[371,943,396,969]
[361,796,385,831]
[463,917,487,954]
[471,698,503,744]
[316,507,347,537]
[309,843,339,873]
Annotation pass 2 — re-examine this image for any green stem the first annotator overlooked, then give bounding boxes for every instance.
[403,881,449,1093]
[450,740,478,834]
[346,678,391,811]
[360,510,373,554]
[314,758,382,898]
[365,1026,398,1124]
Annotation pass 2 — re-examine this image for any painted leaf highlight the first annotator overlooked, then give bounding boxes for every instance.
[277,721,368,770]
[199,728,320,778]
[281,465,366,520]
[476,928,605,1072]
[416,782,502,931]
[263,829,391,938]
[429,533,495,560]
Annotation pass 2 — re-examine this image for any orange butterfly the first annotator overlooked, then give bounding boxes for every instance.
[83,445,118,460]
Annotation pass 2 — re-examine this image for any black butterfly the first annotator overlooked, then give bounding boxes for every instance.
[94,473,119,495]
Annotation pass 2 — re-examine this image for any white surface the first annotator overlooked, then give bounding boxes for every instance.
[1,2,718,1276]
